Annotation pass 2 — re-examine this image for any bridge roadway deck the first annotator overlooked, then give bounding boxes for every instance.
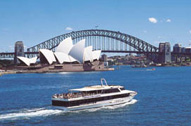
[0,51,191,59]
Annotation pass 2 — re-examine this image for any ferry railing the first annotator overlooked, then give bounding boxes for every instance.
[101,78,108,86]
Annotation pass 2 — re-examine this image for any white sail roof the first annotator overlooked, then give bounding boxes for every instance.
[69,55,78,62]
[54,52,72,64]
[40,49,56,65]
[84,46,93,62]
[69,39,85,63]
[17,56,37,66]
[56,37,73,54]
[29,57,37,64]
[92,50,101,60]
[17,56,30,66]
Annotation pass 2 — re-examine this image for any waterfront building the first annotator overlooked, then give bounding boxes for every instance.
[54,52,77,64]
[39,49,56,64]
[92,50,101,61]
[68,39,86,63]
[17,56,37,66]
[84,46,93,62]
[173,44,182,53]
[185,47,191,53]
[56,37,73,54]
[181,47,186,53]
[17,38,101,66]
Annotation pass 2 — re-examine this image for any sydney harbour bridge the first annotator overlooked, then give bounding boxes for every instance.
[0,29,189,63]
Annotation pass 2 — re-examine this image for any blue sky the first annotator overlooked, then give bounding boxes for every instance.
[0,0,191,52]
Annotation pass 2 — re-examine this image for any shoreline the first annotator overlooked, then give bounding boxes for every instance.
[113,63,191,67]
[0,61,114,75]
[0,68,114,76]
[0,71,16,76]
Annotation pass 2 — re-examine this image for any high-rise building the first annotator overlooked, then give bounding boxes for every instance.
[185,47,191,53]
[173,44,182,53]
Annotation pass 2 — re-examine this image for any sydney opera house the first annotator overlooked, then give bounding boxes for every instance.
[16,37,108,72]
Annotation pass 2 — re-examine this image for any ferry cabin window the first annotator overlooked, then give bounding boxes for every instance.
[82,88,120,95]
[52,100,70,107]
[53,93,131,107]
[120,87,125,90]
[102,88,120,93]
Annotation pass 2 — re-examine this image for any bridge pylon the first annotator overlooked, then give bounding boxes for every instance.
[158,42,171,63]
[14,41,24,64]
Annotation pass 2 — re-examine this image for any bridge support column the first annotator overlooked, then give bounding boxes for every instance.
[158,42,171,64]
[14,41,24,64]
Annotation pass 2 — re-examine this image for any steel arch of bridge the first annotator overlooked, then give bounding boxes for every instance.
[27,29,158,54]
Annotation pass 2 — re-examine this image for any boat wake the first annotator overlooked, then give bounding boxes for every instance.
[0,108,64,120]
[69,99,138,113]
[104,99,138,110]
[59,71,100,75]
[0,99,137,121]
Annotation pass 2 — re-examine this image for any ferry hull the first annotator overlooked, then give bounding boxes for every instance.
[52,96,135,111]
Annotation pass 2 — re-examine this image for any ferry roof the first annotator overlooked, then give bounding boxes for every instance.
[69,85,124,92]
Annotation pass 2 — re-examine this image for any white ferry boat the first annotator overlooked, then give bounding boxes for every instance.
[52,78,137,111]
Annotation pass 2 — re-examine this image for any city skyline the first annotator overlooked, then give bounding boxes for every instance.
[0,0,191,52]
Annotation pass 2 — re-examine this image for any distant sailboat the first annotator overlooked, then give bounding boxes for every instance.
[146,68,156,71]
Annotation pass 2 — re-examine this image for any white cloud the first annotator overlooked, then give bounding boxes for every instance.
[65,27,73,31]
[148,17,157,23]
[166,19,171,23]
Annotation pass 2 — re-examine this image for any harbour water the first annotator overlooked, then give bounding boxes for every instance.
[0,66,191,126]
